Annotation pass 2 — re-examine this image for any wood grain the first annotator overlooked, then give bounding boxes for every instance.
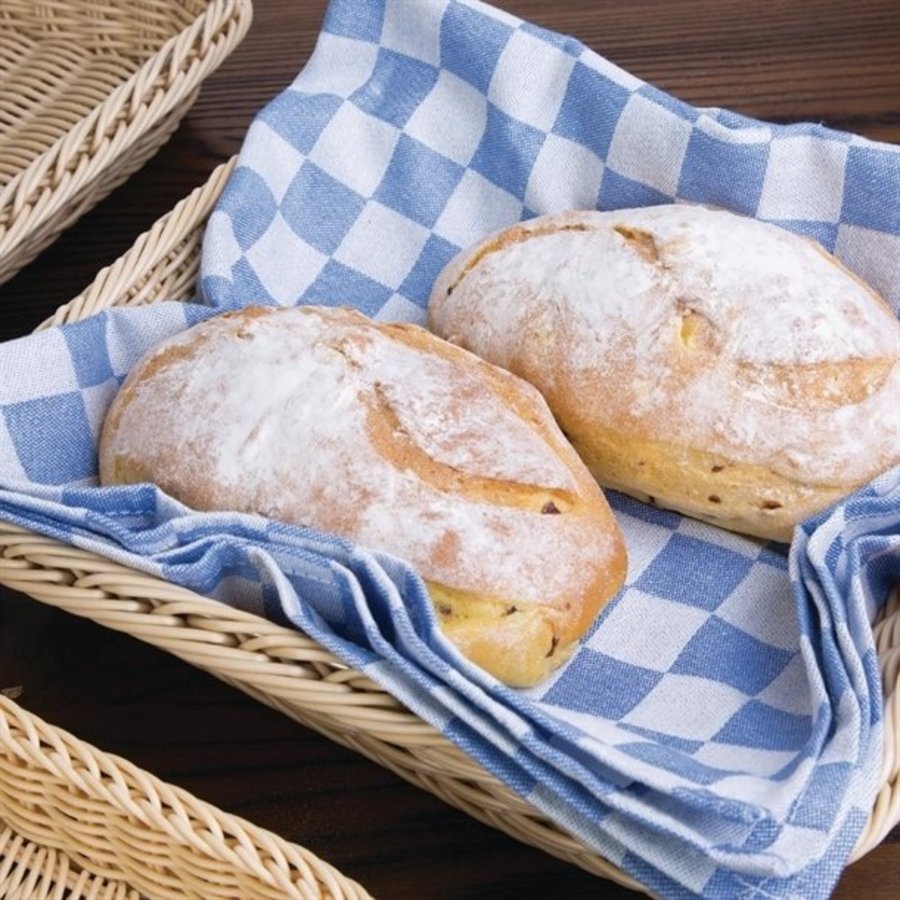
[0,1,898,897]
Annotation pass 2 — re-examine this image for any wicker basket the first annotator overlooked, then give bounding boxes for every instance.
[0,0,253,287]
[0,695,372,899]
[2,159,899,895]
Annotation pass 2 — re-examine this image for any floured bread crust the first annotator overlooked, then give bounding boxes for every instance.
[99,305,627,686]
[428,205,900,542]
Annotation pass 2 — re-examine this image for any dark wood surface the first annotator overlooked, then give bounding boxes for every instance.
[1,1,899,897]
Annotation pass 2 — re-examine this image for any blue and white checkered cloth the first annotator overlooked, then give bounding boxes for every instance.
[1,1,898,896]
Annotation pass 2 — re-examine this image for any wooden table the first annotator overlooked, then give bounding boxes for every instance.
[1,1,898,897]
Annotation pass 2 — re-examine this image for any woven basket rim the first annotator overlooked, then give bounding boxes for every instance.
[0,692,373,899]
[1,159,898,897]
[0,0,254,287]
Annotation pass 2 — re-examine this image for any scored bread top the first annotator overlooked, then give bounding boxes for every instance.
[99,306,625,628]
[429,205,900,489]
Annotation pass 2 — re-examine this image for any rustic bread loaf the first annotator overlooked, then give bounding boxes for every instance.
[427,204,900,542]
[99,305,627,686]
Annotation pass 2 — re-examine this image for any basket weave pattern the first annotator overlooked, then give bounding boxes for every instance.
[1,159,898,895]
[0,694,372,899]
[0,0,252,287]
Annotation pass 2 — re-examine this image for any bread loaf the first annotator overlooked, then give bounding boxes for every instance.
[428,204,900,542]
[99,306,627,686]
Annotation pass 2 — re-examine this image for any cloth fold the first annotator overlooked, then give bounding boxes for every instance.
[1,2,898,897]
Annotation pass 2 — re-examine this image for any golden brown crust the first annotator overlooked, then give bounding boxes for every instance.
[99,305,627,687]
[428,205,900,542]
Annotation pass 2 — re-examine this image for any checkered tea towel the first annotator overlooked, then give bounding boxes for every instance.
[1,1,898,897]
